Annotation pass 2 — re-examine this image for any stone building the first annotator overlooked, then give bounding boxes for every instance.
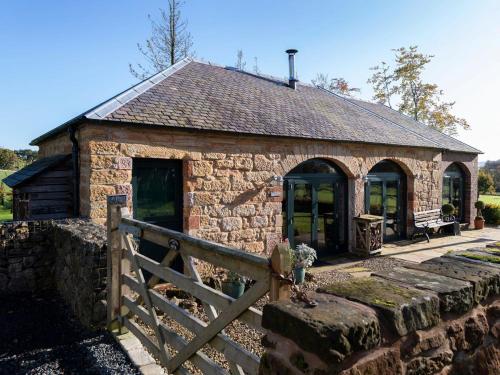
[10,53,480,256]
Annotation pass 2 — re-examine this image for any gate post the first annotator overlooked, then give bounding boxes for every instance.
[106,194,128,331]
[270,243,293,301]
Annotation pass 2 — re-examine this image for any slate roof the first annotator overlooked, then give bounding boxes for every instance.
[349,99,481,154]
[2,154,71,188]
[30,58,480,154]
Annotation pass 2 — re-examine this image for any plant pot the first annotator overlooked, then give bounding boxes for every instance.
[221,281,245,299]
[294,267,306,284]
[474,217,485,230]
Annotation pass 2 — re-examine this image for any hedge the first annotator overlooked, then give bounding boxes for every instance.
[483,204,500,225]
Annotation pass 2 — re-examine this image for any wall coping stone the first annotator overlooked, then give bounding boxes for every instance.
[406,256,500,303]
[262,293,380,365]
[260,249,500,374]
[319,277,440,337]
[373,267,474,314]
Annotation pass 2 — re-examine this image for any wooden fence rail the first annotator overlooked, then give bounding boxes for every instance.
[106,196,292,375]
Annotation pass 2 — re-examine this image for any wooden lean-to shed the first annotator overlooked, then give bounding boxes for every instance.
[2,154,75,220]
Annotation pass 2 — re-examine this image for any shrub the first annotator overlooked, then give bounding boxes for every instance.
[442,203,455,216]
[475,201,485,218]
[483,204,500,225]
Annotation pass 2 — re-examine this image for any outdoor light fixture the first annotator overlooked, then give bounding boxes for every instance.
[272,175,284,186]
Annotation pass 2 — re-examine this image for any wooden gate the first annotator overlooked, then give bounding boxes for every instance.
[106,196,292,374]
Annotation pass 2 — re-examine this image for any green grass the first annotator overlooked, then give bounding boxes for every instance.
[0,170,14,222]
[480,194,500,205]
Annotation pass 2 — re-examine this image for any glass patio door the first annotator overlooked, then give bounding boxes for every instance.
[284,179,341,256]
[366,178,403,241]
[132,159,183,271]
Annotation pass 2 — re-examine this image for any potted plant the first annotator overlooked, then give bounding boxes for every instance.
[292,243,317,284]
[441,203,455,222]
[221,271,246,299]
[474,201,486,230]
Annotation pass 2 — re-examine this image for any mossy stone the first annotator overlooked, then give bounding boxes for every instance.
[319,277,440,337]
[407,256,500,304]
[374,267,474,314]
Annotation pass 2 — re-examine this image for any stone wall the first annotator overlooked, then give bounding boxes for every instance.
[0,221,55,294]
[0,220,107,327]
[52,220,107,327]
[260,249,500,374]
[39,123,478,253]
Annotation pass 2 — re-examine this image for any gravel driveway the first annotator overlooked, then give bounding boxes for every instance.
[0,292,140,375]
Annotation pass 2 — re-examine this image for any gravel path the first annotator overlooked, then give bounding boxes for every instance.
[0,292,140,375]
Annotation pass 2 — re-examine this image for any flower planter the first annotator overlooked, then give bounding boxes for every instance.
[294,267,306,284]
[474,217,485,230]
[222,281,245,299]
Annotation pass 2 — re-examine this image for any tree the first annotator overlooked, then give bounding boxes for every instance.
[15,149,37,165]
[0,148,20,170]
[367,61,396,108]
[130,0,194,80]
[235,50,246,70]
[312,73,360,97]
[478,169,496,195]
[368,46,470,135]
[253,56,260,74]
[483,160,500,192]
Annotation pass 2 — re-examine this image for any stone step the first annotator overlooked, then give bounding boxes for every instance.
[373,267,474,314]
[318,277,440,337]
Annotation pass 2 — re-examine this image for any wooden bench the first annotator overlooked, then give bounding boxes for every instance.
[413,209,456,242]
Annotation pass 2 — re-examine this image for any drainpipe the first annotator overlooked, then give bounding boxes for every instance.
[68,125,80,217]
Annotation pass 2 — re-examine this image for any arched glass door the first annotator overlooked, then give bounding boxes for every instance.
[282,159,347,256]
[442,163,465,222]
[365,160,406,242]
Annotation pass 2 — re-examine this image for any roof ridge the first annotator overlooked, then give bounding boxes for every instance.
[317,88,444,149]
[86,58,193,120]
[352,98,482,154]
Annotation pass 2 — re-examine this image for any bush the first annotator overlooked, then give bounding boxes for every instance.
[442,203,455,216]
[483,204,500,225]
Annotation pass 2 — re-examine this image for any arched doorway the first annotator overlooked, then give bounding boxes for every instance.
[365,160,406,241]
[442,163,465,222]
[282,159,347,256]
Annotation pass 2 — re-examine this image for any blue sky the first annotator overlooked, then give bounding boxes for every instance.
[1,1,499,160]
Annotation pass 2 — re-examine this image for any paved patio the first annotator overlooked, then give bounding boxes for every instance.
[382,226,500,263]
[310,226,500,276]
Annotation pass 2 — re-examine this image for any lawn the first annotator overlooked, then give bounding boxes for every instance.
[0,170,14,222]
[480,194,500,205]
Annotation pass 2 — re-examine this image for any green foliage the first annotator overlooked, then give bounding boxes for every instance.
[0,170,13,222]
[0,148,20,169]
[441,203,455,216]
[15,149,38,165]
[0,148,37,170]
[475,200,485,218]
[483,204,500,225]
[482,160,500,192]
[478,170,496,194]
[368,46,469,135]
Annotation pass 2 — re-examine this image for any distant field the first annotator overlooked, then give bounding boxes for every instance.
[0,170,14,222]
[480,194,500,205]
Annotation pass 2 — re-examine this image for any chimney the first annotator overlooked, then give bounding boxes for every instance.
[286,49,298,89]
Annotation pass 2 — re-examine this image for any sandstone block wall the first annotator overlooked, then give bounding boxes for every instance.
[260,249,500,374]
[52,220,107,327]
[38,123,478,253]
[0,220,108,327]
[0,221,55,294]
